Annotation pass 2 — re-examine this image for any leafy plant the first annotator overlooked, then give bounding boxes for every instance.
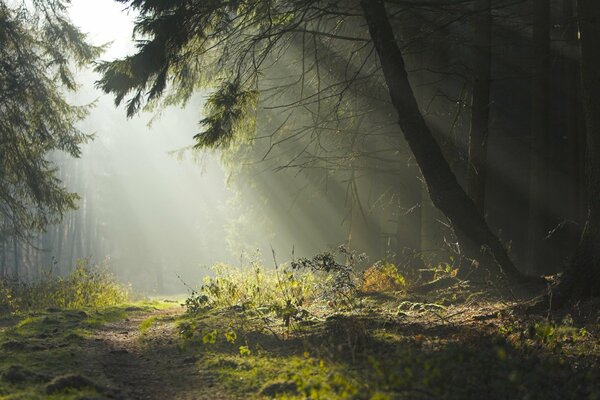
[291,245,363,310]
[182,261,316,330]
[361,261,406,293]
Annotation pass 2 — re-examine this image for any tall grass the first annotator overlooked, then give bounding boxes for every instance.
[0,258,130,312]
[186,262,317,313]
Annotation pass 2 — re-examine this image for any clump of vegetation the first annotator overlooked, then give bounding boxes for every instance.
[290,245,364,310]
[361,261,406,294]
[0,258,130,312]
[183,246,372,325]
[184,260,316,328]
[176,249,600,400]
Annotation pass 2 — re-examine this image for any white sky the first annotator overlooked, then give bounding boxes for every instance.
[69,0,137,59]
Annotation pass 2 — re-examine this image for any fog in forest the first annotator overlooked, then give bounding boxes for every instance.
[7,0,582,295]
[47,0,347,293]
[40,2,228,291]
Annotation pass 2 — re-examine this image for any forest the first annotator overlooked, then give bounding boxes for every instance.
[0,0,599,398]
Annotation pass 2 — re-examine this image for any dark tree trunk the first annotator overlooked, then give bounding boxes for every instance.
[526,0,551,274]
[555,0,600,302]
[360,0,525,281]
[395,167,424,268]
[563,0,586,267]
[467,0,492,214]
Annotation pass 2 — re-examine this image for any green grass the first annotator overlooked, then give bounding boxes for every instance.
[175,257,600,400]
[0,301,167,399]
[139,316,158,336]
[0,258,130,313]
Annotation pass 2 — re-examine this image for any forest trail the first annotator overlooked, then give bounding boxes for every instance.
[84,306,230,400]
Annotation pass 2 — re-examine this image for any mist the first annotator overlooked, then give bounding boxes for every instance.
[45,0,349,293]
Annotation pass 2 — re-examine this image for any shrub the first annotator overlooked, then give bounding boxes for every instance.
[185,262,316,327]
[361,261,406,293]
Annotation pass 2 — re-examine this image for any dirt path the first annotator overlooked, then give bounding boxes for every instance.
[85,307,229,400]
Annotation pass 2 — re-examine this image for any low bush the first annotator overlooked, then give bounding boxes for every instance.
[184,261,316,327]
[361,261,406,293]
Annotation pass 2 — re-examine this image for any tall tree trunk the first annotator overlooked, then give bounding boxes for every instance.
[56,223,64,271]
[526,0,551,274]
[563,0,585,266]
[360,0,525,281]
[555,0,600,302]
[395,166,424,268]
[69,212,79,271]
[0,241,6,277]
[467,0,492,214]
[12,237,19,280]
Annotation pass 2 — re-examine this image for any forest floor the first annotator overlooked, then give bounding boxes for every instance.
[0,288,599,399]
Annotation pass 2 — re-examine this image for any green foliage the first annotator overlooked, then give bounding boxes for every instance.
[239,345,252,357]
[0,301,162,399]
[139,316,158,336]
[291,246,363,309]
[0,258,130,312]
[526,321,588,348]
[194,80,258,148]
[96,0,348,152]
[184,261,316,327]
[176,250,600,399]
[0,1,101,239]
[361,261,406,293]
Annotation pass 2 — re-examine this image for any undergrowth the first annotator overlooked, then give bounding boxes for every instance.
[0,258,130,312]
[183,246,377,328]
[177,248,600,400]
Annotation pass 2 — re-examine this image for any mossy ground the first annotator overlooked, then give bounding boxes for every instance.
[0,282,598,399]
[0,300,174,399]
[177,291,600,400]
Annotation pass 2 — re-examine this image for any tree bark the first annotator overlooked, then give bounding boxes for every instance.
[12,237,19,280]
[563,0,586,269]
[467,0,492,214]
[360,0,525,282]
[526,0,551,274]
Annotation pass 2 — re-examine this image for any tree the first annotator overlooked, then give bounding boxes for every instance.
[97,0,526,281]
[552,0,600,303]
[466,0,492,214]
[0,0,100,251]
[526,0,551,274]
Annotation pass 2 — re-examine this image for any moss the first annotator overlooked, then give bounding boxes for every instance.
[178,292,600,400]
[0,300,166,399]
[139,316,158,336]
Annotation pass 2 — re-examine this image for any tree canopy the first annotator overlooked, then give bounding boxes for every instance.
[97,0,529,282]
[0,0,100,241]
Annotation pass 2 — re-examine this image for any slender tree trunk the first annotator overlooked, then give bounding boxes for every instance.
[12,237,19,280]
[348,167,378,256]
[564,0,585,264]
[526,0,551,274]
[467,0,492,214]
[70,212,79,271]
[56,223,64,271]
[0,241,6,277]
[555,0,600,302]
[395,166,424,268]
[360,0,525,281]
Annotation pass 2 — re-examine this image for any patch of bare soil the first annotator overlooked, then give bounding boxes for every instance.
[83,307,234,400]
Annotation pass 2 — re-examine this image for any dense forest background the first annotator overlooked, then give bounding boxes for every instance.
[0,0,597,299]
